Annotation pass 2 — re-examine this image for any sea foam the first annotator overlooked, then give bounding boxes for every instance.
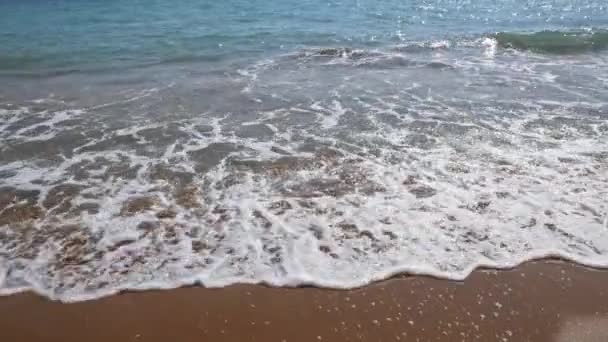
[0,40,607,302]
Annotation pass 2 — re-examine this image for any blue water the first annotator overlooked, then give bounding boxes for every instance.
[1,1,608,301]
[1,0,607,73]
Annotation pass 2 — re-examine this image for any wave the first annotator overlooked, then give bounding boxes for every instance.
[265,46,456,72]
[494,29,608,54]
[0,54,43,71]
[297,29,608,59]
[1,70,607,302]
[3,28,607,79]
[257,29,608,72]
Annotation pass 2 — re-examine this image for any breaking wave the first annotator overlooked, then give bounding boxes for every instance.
[1,29,607,302]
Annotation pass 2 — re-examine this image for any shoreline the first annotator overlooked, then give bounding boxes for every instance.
[1,260,608,341]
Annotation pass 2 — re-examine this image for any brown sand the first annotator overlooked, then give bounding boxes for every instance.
[1,260,608,342]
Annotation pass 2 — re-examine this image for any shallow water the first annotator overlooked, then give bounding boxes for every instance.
[0,0,607,301]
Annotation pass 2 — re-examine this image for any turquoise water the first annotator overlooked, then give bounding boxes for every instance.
[1,1,608,301]
[1,0,607,73]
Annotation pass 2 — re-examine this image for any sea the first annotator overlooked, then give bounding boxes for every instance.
[0,0,607,302]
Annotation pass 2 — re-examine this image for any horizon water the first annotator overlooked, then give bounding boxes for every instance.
[0,0,607,302]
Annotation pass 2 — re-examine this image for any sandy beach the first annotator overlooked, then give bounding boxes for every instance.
[0,260,607,342]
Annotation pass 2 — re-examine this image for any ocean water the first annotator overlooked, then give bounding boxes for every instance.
[0,0,607,301]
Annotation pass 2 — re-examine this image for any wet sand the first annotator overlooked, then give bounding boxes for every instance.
[1,260,608,342]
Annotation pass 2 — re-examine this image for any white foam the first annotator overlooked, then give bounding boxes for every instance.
[1,44,608,302]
